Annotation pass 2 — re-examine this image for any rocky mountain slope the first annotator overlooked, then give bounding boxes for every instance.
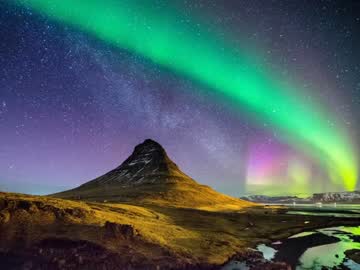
[76,139,195,187]
[54,139,252,210]
[312,191,360,203]
[240,195,308,204]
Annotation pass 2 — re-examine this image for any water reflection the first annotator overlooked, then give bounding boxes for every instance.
[256,244,277,260]
[284,203,360,218]
[257,226,360,270]
[298,227,360,270]
[287,211,360,218]
[289,231,316,239]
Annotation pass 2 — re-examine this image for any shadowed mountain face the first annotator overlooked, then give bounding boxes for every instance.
[81,139,195,187]
[54,139,252,210]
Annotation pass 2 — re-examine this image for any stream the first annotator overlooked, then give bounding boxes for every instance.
[258,226,360,269]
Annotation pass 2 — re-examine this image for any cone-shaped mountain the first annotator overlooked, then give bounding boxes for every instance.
[80,138,195,188]
[54,139,253,210]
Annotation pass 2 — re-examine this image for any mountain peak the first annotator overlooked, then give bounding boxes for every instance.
[77,139,193,188]
[122,138,171,169]
[132,139,166,156]
[140,138,162,147]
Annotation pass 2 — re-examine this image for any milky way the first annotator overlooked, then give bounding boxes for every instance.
[1,1,360,196]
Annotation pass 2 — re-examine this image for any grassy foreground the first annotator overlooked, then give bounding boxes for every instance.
[0,191,359,269]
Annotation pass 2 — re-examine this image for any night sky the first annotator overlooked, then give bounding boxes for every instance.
[1,0,360,196]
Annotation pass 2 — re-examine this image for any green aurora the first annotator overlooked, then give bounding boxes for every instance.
[16,0,358,190]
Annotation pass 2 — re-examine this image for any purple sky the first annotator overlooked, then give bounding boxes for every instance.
[1,1,359,196]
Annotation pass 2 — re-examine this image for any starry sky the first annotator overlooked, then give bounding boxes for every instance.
[1,0,360,196]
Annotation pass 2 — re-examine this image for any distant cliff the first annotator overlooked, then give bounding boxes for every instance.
[241,191,360,204]
[311,191,360,203]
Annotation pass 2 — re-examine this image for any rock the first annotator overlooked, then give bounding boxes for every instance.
[0,198,6,210]
[58,259,66,266]
[349,235,360,242]
[65,208,86,218]
[104,221,138,240]
[34,201,46,210]
[0,210,10,223]
[17,200,32,211]
[6,200,17,209]
[224,249,291,270]
[345,249,360,263]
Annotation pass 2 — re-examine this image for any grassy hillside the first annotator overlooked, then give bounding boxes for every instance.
[1,191,359,269]
[53,182,255,211]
